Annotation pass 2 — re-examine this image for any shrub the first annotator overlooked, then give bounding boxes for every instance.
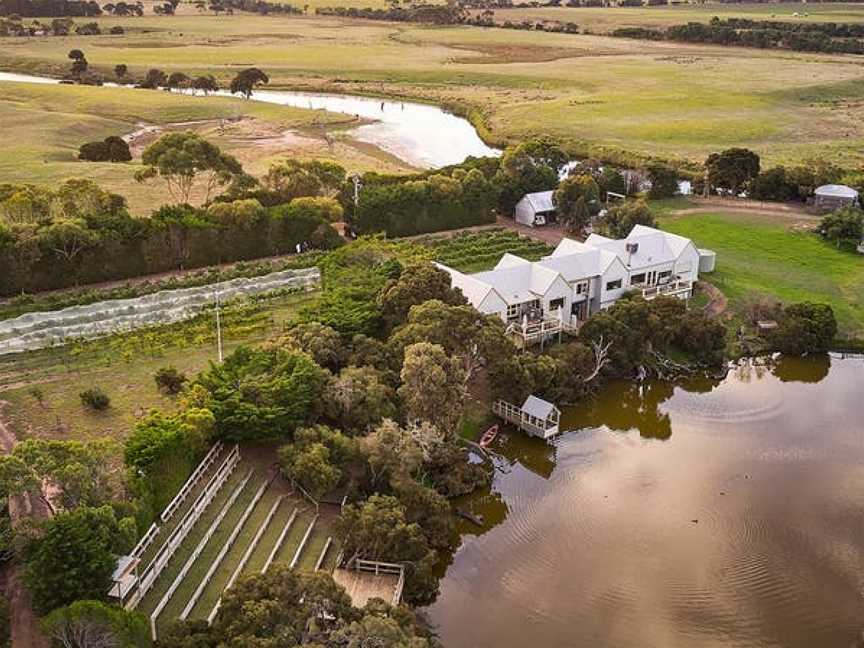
[79,387,110,411]
[771,302,837,355]
[77,136,131,163]
[154,366,187,395]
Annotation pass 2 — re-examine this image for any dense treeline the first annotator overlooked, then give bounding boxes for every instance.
[0,0,100,15]
[315,3,465,23]
[613,17,864,55]
[0,180,342,295]
[352,165,499,237]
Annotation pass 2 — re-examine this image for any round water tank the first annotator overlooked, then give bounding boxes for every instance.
[698,249,716,273]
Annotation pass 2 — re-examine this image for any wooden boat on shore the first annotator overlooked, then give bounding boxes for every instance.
[479,424,499,448]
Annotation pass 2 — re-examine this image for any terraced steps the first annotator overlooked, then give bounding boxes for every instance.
[271,509,315,568]
[136,461,246,616]
[136,445,229,572]
[151,470,263,635]
[184,479,282,622]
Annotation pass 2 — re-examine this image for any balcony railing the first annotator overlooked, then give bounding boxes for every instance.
[641,279,693,300]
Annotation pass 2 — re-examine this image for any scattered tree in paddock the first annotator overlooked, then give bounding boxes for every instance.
[229,67,269,99]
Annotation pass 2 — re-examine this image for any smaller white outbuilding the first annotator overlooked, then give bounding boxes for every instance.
[514,190,556,227]
[813,184,859,212]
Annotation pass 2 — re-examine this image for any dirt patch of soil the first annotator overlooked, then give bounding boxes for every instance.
[697,281,728,319]
[448,42,588,64]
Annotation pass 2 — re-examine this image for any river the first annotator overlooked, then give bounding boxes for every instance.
[0,72,499,168]
[427,355,864,648]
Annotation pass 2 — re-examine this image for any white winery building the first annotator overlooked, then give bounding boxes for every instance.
[436,225,706,335]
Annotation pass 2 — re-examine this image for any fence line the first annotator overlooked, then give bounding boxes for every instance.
[262,507,299,574]
[181,474,271,620]
[207,495,285,625]
[129,523,160,562]
[161,442,224,523]
[150,469,253,641]
[314,537,333,572]
[290,515,319,569]
[127,446,241,609]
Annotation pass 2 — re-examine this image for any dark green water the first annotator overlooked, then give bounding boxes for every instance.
[427,355,864,648]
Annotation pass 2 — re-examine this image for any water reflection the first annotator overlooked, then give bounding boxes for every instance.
[0,72,500,169]
[430,356,864,648]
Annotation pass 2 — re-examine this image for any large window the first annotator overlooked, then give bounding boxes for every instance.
[507,304,520,320]
[575,281,589,295]
[550,297,564,310]
[630,273,646,285]
[658,270,673,282]
[605,279,623,291]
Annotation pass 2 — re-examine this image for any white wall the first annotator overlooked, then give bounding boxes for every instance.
[477,290,509,322]
[598,258,629,308]
[514,199,536,227]
[674,242,701,283]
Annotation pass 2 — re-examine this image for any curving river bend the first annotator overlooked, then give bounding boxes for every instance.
[427,355,864,648]
[0,72,499,168]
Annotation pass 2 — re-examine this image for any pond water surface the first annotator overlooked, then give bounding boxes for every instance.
[427,355,864,648]
[0,72,499,168]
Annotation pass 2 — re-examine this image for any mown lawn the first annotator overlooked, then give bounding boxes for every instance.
[659,211,864,337]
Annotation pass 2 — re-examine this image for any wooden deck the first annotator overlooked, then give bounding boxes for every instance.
[332,568,402,608]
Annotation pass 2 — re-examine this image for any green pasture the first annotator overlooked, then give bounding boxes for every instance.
[1,12,863,172]
[659,211,864,337]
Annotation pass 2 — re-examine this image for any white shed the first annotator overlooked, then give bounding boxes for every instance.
[814,184,859,211]
[514,191,556,227]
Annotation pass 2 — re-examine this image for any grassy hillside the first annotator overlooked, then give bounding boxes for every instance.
[0,79,414,213]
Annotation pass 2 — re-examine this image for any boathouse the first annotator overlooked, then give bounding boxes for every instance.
[493,395,561,439]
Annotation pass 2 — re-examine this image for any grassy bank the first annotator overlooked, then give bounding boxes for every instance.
[0,78,414,214]
[658,210,864,338]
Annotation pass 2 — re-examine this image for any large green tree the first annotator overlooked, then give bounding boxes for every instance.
[42,600,149,648]
[228,67,269,99]
[136,132,244,204]
[23,506,132,614]
[195,345,328,441]
[705,148,760,194]
[397,342,465,433]
[553,174,599,234]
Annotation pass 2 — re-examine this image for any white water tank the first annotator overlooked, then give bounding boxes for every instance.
[698,249,716,273]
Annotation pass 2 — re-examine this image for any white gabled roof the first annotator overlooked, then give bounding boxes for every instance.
[473,260,564,305]
[815,184,858,199]
[550,237,594,258]
[495,253,531,270]
[519,190,556,213]
[522,395,557,420]
[434,262,496,305]
[585,225,693,270]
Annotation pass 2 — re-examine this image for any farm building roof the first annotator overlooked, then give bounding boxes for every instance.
[522,395,557,420]
[814,184,858,199]
[519,190,556,213]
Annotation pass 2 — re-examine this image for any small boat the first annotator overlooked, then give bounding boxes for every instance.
[479,424,499,448]
[456,509,484,527]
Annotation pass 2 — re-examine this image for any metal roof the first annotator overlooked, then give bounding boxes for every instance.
[520,191,556,213]
[814,184,858,199]
[522,395,557,420]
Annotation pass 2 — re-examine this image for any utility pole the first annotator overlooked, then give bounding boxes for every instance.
[214,290,223,363]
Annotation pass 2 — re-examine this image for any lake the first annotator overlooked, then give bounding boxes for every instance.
[427,355,864,648]
[0,72,500,168]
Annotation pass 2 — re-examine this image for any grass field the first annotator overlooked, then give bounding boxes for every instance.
[658,210,864,337]
[498,2,864,31]
[0,290,316,443]
[0,5,863,203]
[0,78,414,214]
